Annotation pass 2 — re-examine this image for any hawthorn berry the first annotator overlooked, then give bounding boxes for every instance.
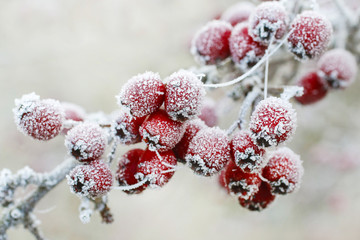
[185,127,231,176]
[13,93,64,141]
[173,118,206,162]
[218,169,228,192]
[67,159,113,198]
[220,2,255,26]
[295,71,328,105]
[135,149,177,188]
[65,122,107,162]
[61,102,86,134]
[288,11,332,60]
[223,160,262,199]
[238,181,275,211]
[248,2,288,44]
[231,130,266,173]
[139,109,185,152]
[113,111,146,145]
[249,97,297,147]
[229,22,267,70]
[116,71,165,118]
[262,147,303,195]
[164,70,206,121]
[115,148,147,194]
[317,48,358,89]
[198,98,218,127]
[191,20,233,65]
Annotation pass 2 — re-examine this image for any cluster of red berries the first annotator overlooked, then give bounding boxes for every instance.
[191,2,333,71]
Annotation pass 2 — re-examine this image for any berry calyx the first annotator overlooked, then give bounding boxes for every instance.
[116,71,165,118]
[249,97,297,147]
[164,70,206,121]
[67,159,113,198]
[238,181,275,211]
[191,20,233,65]
[317,48,358,89]
[139,109,185,152]
[262,147,303,195]
[13,93,65,141]
[220,2,255,26]
[295,71,328,105]
[65,122,107,162]
[185,127,231,176]
[288,11,333,60]
[115,149,147,194]
[113,111,146,145]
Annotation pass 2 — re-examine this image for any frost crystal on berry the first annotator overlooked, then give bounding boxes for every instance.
[317,48,358,89]
[164,70,206,121]
[185,127,231,176]
[220,2,255,26]
[67,159,113,198]
[65,122,107,162]
[295,71,328,105]
[113,111,145,145]
[248,2,289,44]
[262,147,303,195]
[288,11,333,60]
[249,97,297,147]
[191,20,232,65]
[238,181,275,211]
[116,71,165,118]
[13,93,65,141]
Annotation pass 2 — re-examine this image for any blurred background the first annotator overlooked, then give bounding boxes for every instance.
[1,0,360,239]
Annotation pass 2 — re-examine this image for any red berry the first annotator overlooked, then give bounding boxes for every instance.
[248,2,288,44]
[288,11,332,60]
[113,111,146,145]
[229,22,267,70]
[218,169,228,192]
[165,70,206,121]
[67,159,113,198]
[223,160,262,199]
[185,127,231,176]
[317,48,357,89]
[198,98,218,127]
[61,102,86,134]
[249,97,297,147]
[238,181,275,211]
[231,130,266,173]
[135,149,177,188]
[13,93,64,141]
[221,2,255,26]
[295,71,328,105]
[262,147,303,195]
[191,20,233,65]
[115,148,147,194]
[65,122,107,162]
[173,118,206,162]
[117,71,165,118]
[139,109,185,152]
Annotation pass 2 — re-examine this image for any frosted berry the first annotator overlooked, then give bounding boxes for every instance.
[295,71,328,105]
[113,111,146,145]
[61,102,86,134]
[65,122,107,162]
[317,49,358,89]
[262,147,303,195]
[13,93,64,141]
[288,11,332,60]
[249,97,297,147]
[231,130,266,173]
[248,2,288,44]
[239,181,275,211]
[220,2,255,26]
[67,159,113,198]
[115,149,147,194]
[223,160,262,199]
[229,22,267,70]
[191,20,232,65]
[116,71,165,118]
[135,149,177,188]
[139,109,185,152]
[165,70,206,121]
[198,98,218,127]
[173,118,206,163]
[218,169,228,192]
[185,127,231,176]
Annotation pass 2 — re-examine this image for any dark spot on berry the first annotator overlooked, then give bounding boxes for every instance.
[74,180,84,193]
[256,137,271,147]
[71,148,82,159]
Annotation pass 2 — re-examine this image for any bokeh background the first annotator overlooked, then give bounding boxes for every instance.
[1,0,360,239]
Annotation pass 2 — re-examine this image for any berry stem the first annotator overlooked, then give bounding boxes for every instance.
[332,0,357,27]
[113,177,149,191]
[107,139,119,165]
